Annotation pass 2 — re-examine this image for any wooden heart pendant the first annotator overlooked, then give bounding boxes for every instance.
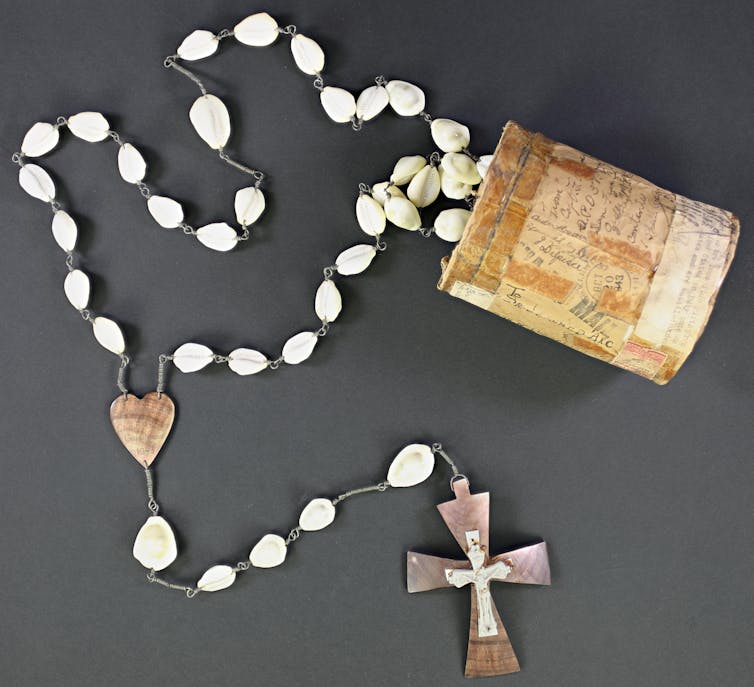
[110,392,175,466]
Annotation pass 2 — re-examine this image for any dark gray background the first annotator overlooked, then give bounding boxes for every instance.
[1,1,752,685]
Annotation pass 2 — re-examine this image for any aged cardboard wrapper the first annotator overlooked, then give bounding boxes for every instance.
[438,121,739,384]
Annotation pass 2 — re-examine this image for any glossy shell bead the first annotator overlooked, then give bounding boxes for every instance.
[315,279,342,322]
[430,118,471,153]
[320,87,356,123]
[51,210,77,251]
[371,182,405,206]
[147,195,184,228]
[234,12,279,46]
[385,196,421,231]
[439,168,472,200]
[477,154,493,179]
[189,94,231,149]
[234,187,266,226]
[336,244,377,275]
[391,155,426,185]
[407,165,441,207]
[92,317,125,355]
[196,222,238,252]
[117,143,147,184]
[19,164,55,202]
[385,80,425,117]
[21,122,59,157]
[299,498,336,531]
[173,342,214,372]
[249,534,287,568]
[441,152,481,185]
[355,85,389,121]
[355,194,386,236]
[387,443,435,487]
[434,208,471,242]
[132,515,178,571]
[67,112,110,142]
[282,331,318,364]
[228,348,268,375]
[197,565,236,592]
[176,30,219,61]
[63,269,90,310]
[290,34,325,75]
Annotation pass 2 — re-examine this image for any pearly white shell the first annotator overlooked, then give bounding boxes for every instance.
[21,122,59,157]
[320,86,356,123]
[387,443,435,487]
[440,153,481,185]
[51,210,77,251]
[196,222,238,252]
[228,348,268,375]
[282,331,318,364]
[177,30,219,61]
[234,187,266,226]
[355,85,389,121]
[63,269,90,310]
[315,279,342,322]
[290,34,325,75]
[249,534,287,568]
[173,342,214,373]
[117,143,147,184]
[132,515,178,571]
[390,155,426,185]
[439,167,472,200]
[385,196,421,231]
[147,195,184,228]
[67,112,110,142]
[371,182,405,206]
[406,165,441,208]
[430,118,471,153]
[189,95,231,149]
[92,317,125,355]
[477,154,494,179]
[355,194,386,236]
[434,208,471,242]
[385,80,425,117]
[19,164,55,202]
[234,12,279,46]
[336,244,377,275]
[299,498,336,531]
[197,565,236,592]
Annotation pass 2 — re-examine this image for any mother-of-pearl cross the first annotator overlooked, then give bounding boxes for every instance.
[407,478,550,678]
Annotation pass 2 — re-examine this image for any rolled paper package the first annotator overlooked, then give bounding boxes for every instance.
[438,121,739,384]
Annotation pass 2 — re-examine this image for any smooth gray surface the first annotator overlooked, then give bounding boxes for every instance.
[1,1,752,685]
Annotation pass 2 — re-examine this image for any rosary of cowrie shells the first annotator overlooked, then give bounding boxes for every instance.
[11,11,494,595]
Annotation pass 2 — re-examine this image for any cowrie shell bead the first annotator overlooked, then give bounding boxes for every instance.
[132,516,178,571]
[173,342,214,373]
[477,154,494,179]
[385,196,421,231]
[147,195,184,229]
[249,534,287,569]
[387,444,435,487]
[371,182,405,206]
[440,152,482,185]
[176,30,219,61]
[385,80,425,117]
[290,34,325,75]
[189,94,231,149]
[282,331,318,364]
[234,187,266,226]
[355,85,389,121]
[117,143,147,184]
[355,194,386,236]
[63,269,90,310]
[406,165,441,208]
[197,565,236,592]
[391,155,426,185]
[196,222,238,252]
[439,167,472,200]
[228,348,268,375]
[320,87,357,123]
[67,112,110,142]
[434,208,471,243]
[430,118,471,153]
[335,244,377,275]
[315,279,342,323]
[19,164,55,202]
[51,211,77,252]
[92,317,125,355]
[234,12,279,46]
[21,122,59,157]
[299,498,336,531]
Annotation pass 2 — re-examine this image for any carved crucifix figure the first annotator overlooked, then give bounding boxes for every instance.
[407,477,551,678]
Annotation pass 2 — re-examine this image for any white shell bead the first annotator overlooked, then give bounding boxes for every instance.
[189,94,231,149]
[92,317,125,355]
[430,118,471,153]
[391,155,426,185]
[173,342,214,373]
[385,196,421,231]
[196,222,238,252]
[355,194,386,236]
[299,498,336,531]
[117,143,147,184]
[132,515,178,571]
[234,187,266,226]
[19,164,55,202]
[335,244,377,275]
[21,122,59,157]
[385,80,425,117]
[371,182,405,206]
[439,167,472,200]
[147,195,184,228]
[407,165,441,208]
[290,34,325,75]
[387,443,435,487]
[282,331,318,364]
[63,269,90,310]
[234,12,279,46]
[477,154,494,179]
[177,30,219,61]
[249,534,287,568]
[434,208,471,242]
[441,153,481,185]
[67,112,110,142]
[355,85,389,121]
[197,565,236,592]
[51,210,77,251]
[320,87,356,123]
[228,348,268,375]
[315,279,342,322]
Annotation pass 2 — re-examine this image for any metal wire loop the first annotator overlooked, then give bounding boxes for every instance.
[351,116,363,131]
[375,74,387,86]
[312,74,324,91]
[279,25,297,36]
